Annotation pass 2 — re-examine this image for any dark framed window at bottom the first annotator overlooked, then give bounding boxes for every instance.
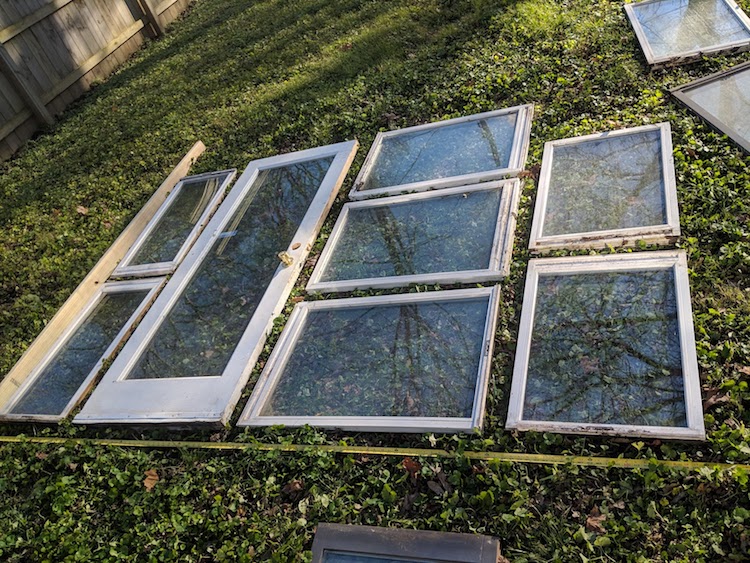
[311,523,501,563]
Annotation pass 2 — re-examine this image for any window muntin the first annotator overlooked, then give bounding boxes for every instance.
[506,251,704,440]
[0,279,162,421]
[349,105,533,200]
[239,287,500,433]
[671,60,750,153]
[307,180,520,293]
[625,0,750,66]
[113,170,235,277]
[529,123,680,251]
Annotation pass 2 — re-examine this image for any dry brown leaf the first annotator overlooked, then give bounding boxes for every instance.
[143,469,159,491]
[282,479,304,496]
[35,452,48,460]
[402,457,421,479]
[585,506,607,534]
[291,296,305,303]
[436,470,453,494]
[611,500,625,510]
[68,463,78,471]
[427,480,445,496]
[703,391,731,411]
[76,205,89,215]
[737,365,750,376]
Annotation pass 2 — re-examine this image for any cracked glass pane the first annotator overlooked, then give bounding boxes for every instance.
[127,157,333,379]
[318,188,502,283]
[542,128,667,237]
[632,0,750,59]
[523,270,687,427]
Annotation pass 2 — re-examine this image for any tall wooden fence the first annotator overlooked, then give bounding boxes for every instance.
[0,0,192,161]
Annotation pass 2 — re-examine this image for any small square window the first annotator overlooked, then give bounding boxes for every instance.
[311,524,501,563]
[307,180,520,293]
[529,123,680,251]
[625,0,750,67]
[506,251,704,440]
[349,105,533,200]
[671,60,750,154]
[239,288,500,433]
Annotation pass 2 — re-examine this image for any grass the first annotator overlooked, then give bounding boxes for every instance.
[1,0,749,560]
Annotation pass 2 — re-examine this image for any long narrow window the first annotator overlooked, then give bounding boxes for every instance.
[0,279,163,422]
[506,251,704,440]
[349,105,533,200]
[112,170,235,277]
[307,179,520,293]
[74,141,358,425]
[239,287,500,433]
[625,0,750,67]
[528,123,679,251]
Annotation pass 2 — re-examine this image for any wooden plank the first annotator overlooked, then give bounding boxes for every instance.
[140,0,165,36]
[0,0,75,44]
[0,141,207,407]
[0,107,33,140]
[0,42,52,125]
[156,0,180,16]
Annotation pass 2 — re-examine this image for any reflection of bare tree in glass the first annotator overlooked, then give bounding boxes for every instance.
[635,0,750,58]
[544,130,666,236]
[128,158,334,380]
[320,190,501,282]
[687,69,750,141]
[261,299,488,418]
[362,114,518,190]
[523,270,686,427]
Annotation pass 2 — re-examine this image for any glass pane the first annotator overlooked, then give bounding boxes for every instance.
[260,297,489,417]
[361,113,518,191]
[523,270,687,427]
[633,0,750,59]
[11,291,148,415]
[128,157,333,379]
[319,189,502,283]
[324,553,428,563]
[682,67,750,144]
[130,175,225,266]
[543,129,667,237]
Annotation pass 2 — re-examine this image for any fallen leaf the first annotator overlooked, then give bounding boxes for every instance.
[291,242,301,250]
[586,506,607,534]
[143,469,159,491]
[737,365,750,376]
[292,296,305,303]
[76,205,88,215]
[209,432,222,442]
[247,546,255,557]
[68,462,78,471]
[402,457,421,479]
[611,500,625,510]
[402,490,419,512]
[282,479,304,496]
[703,390,730,411]
[436,470,453,494]
[427,480,444,496]
[35,452,48,460]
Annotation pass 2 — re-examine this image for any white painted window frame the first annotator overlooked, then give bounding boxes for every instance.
[625,0,750,68]
[671,60,750,154]
[238,286,501,433]
[74,141,358,425]
[307,179,521,293]
[348,104,534,200]
[111,169,236,278]
[0,278,165,423]
[528,123,680,252]
[506,250,705,440]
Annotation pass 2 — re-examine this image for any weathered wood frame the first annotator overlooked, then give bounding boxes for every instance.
[0,278,164,423]
[238,286,501,433]
[74,141,359,426]
[624,0,750,68]
[112,169,236,278]
[670,60,750,154]
[528,123,680,252]
[348,105,534,200]
[506,251,705,441]
[307,179,521,293]
[311,523,501,563]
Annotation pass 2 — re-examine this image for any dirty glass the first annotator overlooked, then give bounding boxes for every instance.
[10,290,148,415]
[632,0,750,59]
[680,67,750,147]
[542,129,667,237]
[260,297,490,417]
[129,175,225,266]
[127,157,333,379]
[318,189,502,283]
[523,270,687,427]
[360,113,518,191]
[324,553,426,563]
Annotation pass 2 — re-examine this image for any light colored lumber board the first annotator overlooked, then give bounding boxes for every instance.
[0,0,74,44]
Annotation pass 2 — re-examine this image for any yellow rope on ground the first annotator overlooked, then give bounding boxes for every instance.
[0,435,746,472]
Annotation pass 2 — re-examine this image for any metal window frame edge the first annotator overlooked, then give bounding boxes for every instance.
[348,104,534,200]
[111,169,237,278]
[307,179,521,293]
[0,278,165,423]
[528,122,680,252]
[505,250,705,441]
[238,286,501,433]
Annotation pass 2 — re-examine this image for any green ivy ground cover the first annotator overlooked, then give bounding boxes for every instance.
[1,0,749,560]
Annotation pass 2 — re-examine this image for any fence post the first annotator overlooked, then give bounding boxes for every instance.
[0,43,54,126]
[139,0,165,37]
